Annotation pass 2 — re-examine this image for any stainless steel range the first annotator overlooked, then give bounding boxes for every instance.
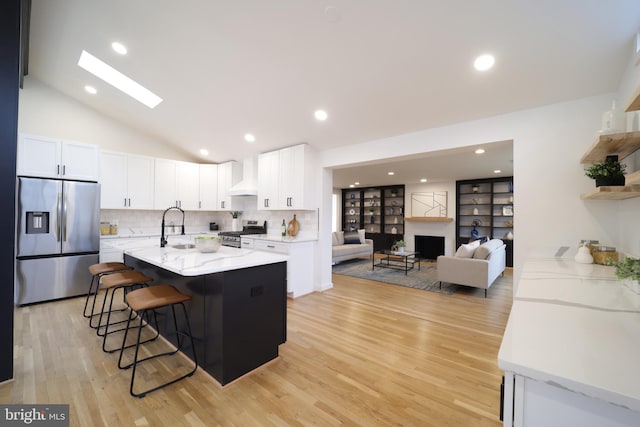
[218,220,267,248]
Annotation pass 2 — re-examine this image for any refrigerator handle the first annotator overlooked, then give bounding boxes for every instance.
[56,191,62,242]
[62,191,68,241]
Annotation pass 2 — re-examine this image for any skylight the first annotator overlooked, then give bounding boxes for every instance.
[77,50,162,108]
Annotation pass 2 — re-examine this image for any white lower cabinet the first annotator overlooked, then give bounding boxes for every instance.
[241,237,315,298]
[502,373,640,427]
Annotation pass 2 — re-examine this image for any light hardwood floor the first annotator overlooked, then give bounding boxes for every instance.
[1,264,512,426]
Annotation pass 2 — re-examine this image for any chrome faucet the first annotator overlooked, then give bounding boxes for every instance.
[160,206,185,247]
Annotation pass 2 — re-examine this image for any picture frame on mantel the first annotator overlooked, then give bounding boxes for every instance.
[411,191,448,217]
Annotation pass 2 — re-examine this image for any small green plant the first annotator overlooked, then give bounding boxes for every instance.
[395,240,406,248]
[584,159,626,180]
[613,256,640,282]
[229,211,242,218]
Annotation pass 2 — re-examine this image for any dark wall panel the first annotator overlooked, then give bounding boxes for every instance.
[0,0,21,382]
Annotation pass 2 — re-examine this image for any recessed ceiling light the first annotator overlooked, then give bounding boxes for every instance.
[314,110,328,121]
[111,42,127,55]
[78,50,162,108]
[354,182,360,185]
[349,184,354,188]
[475,148,485,154]
[244,133,256,142]
[388,172,395,176]
[494,169,502,174]
[84,85,97,94]
[474,54,495,71]
[420,178,427,183]
[199,149,209,156]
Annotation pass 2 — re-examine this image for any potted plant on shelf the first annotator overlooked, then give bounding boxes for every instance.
[613,256,640,293]
[584,155,626,187]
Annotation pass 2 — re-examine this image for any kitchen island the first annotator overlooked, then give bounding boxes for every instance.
[498,247,640,426]
[123,244,288,385]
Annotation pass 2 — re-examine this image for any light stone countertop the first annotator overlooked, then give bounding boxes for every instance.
[118,238,288,276]
[498,246,640,412]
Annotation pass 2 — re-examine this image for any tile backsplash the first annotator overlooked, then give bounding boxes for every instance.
[101,207,318,238]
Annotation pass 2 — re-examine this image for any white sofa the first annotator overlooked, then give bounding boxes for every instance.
[332,230,373,264]
[436,238,506,297]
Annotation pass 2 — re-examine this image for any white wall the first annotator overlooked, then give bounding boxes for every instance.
[616,48,640,258]
[321,92,627,290]
[18,77,196,161]
[404,181,457,255]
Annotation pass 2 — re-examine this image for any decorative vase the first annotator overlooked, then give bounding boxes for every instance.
[398,246,405,253]
[391,226,397,234]
[287,214,299,237]
[574,244,593,264]
[473,207,479,215]
[232,218,240,231]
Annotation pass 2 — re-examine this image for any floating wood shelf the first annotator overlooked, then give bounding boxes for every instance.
[626,170,640,186]
[580,131,640,163]
[625,86,640,112]
[405,217,454,222]
[581,186,640,200]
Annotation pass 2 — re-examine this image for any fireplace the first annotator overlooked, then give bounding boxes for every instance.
[414,235,445,261]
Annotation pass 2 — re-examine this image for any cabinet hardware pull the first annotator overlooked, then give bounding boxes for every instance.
[267,245,275,249]
[57,164,60,175]
[62,165,66,175]
[124,198,127,207]
[128,198,131,206]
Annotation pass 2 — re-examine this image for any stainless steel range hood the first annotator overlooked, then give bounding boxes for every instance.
[228,156,258,196]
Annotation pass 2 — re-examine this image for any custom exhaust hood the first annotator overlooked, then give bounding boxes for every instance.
[228,156,258,196]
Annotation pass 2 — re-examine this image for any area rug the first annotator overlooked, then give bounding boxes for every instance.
[332,258,457,295]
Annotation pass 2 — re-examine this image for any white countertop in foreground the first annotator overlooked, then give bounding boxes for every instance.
[124,245,288,276]
[498,247,640,412]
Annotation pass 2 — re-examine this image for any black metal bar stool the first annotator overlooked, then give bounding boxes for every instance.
[118,284,197,398]
[98,271,155,353]
[85,262,133,328]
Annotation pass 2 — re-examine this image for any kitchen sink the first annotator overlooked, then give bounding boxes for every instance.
[171,243,195,249]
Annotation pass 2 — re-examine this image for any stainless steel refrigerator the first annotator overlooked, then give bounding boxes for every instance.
[15,177,100,305]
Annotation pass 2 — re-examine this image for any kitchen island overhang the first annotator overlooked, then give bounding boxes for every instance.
[124,245,288,386]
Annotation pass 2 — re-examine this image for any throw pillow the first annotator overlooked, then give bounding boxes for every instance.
[455,240,480,258]
[473,239,504,259]
[336,230,345,245]
[343,231,360,245]
[357,229,366,244]
[332,232,339,246]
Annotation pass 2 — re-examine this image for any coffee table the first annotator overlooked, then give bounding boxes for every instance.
[373,250,420,275]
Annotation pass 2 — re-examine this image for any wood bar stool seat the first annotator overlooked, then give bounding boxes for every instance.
[118,284,198,398]
[85,262,133,328]
[98,271,154,353]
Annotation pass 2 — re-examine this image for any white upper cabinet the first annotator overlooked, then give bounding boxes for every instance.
[175,161,200,210]
[100,151,154,209]
[257,150,279,209]
[153,159,201,210]
[199,164,218,210]
[257,144,316,210]
[18,134,100,181]
[154,159,178,209]
[216,161,241,211]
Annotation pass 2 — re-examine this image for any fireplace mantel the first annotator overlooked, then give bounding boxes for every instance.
[405,217,453,222]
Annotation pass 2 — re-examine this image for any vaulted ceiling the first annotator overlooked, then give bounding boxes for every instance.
[25,1,640,185]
